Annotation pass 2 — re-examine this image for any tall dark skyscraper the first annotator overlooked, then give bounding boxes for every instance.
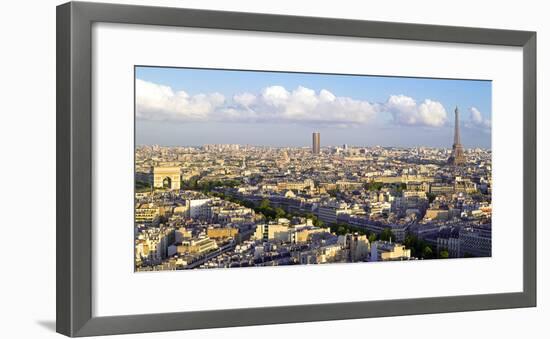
[448,106,466,166]
[312,132,320,155]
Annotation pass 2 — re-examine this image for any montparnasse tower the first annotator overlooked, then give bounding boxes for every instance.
[448,106,466,166]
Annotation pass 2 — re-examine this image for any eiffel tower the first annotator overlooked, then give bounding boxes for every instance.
[448,106,466,166]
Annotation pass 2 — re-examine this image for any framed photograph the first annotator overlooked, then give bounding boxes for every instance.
[56,1,537,337]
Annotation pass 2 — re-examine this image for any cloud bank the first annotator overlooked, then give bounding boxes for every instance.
[383,95,447,127]
[136,79,225,121]
[137,79,379,125]
[467,107,492,130]
[136,79,486,130]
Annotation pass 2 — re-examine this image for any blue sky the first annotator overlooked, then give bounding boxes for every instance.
[135,66,492,148]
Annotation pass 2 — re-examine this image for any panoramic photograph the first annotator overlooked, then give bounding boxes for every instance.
[134,66,492,271]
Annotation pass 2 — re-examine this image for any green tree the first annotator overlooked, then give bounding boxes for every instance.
[422,246,434,259]
[439,250,449,259]
[395,182,407,194]
[366,182,384,191]
[243,200,255,209]
[259,199,271,210]
[368,233,377,243]
[135,180,151,193]
[379,228,395,242]
[404,235,424,258]
[274,207,287,219]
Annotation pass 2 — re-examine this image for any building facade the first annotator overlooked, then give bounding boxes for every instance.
[312,132,320,155]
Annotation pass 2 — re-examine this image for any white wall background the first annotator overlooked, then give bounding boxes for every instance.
[0,0,546,338]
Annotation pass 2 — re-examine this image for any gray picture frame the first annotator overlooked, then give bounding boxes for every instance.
[56,1,537,337]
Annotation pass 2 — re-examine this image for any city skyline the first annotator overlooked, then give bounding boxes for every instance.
[135,67,492,272]
[135,138,490,150]
[135,67,492,148]
[135,142,492,270]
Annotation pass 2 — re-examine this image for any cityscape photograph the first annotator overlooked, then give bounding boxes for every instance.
[134,66,492,271]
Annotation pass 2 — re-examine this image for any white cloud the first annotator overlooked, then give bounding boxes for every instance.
[136,79,225,121]
[261,85,290,107]
[383,95,447,127]
[470,106,483,124]
[136,80,455,129]
[233,92,256,107]
[137,80,378,125]
[251,85,377,124]
[468,107,491,130]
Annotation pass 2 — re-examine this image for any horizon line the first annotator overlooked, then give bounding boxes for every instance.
[136,143,492,150]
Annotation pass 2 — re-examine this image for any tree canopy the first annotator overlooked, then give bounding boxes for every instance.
[379,228,395,242]
[403,234,435,259]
